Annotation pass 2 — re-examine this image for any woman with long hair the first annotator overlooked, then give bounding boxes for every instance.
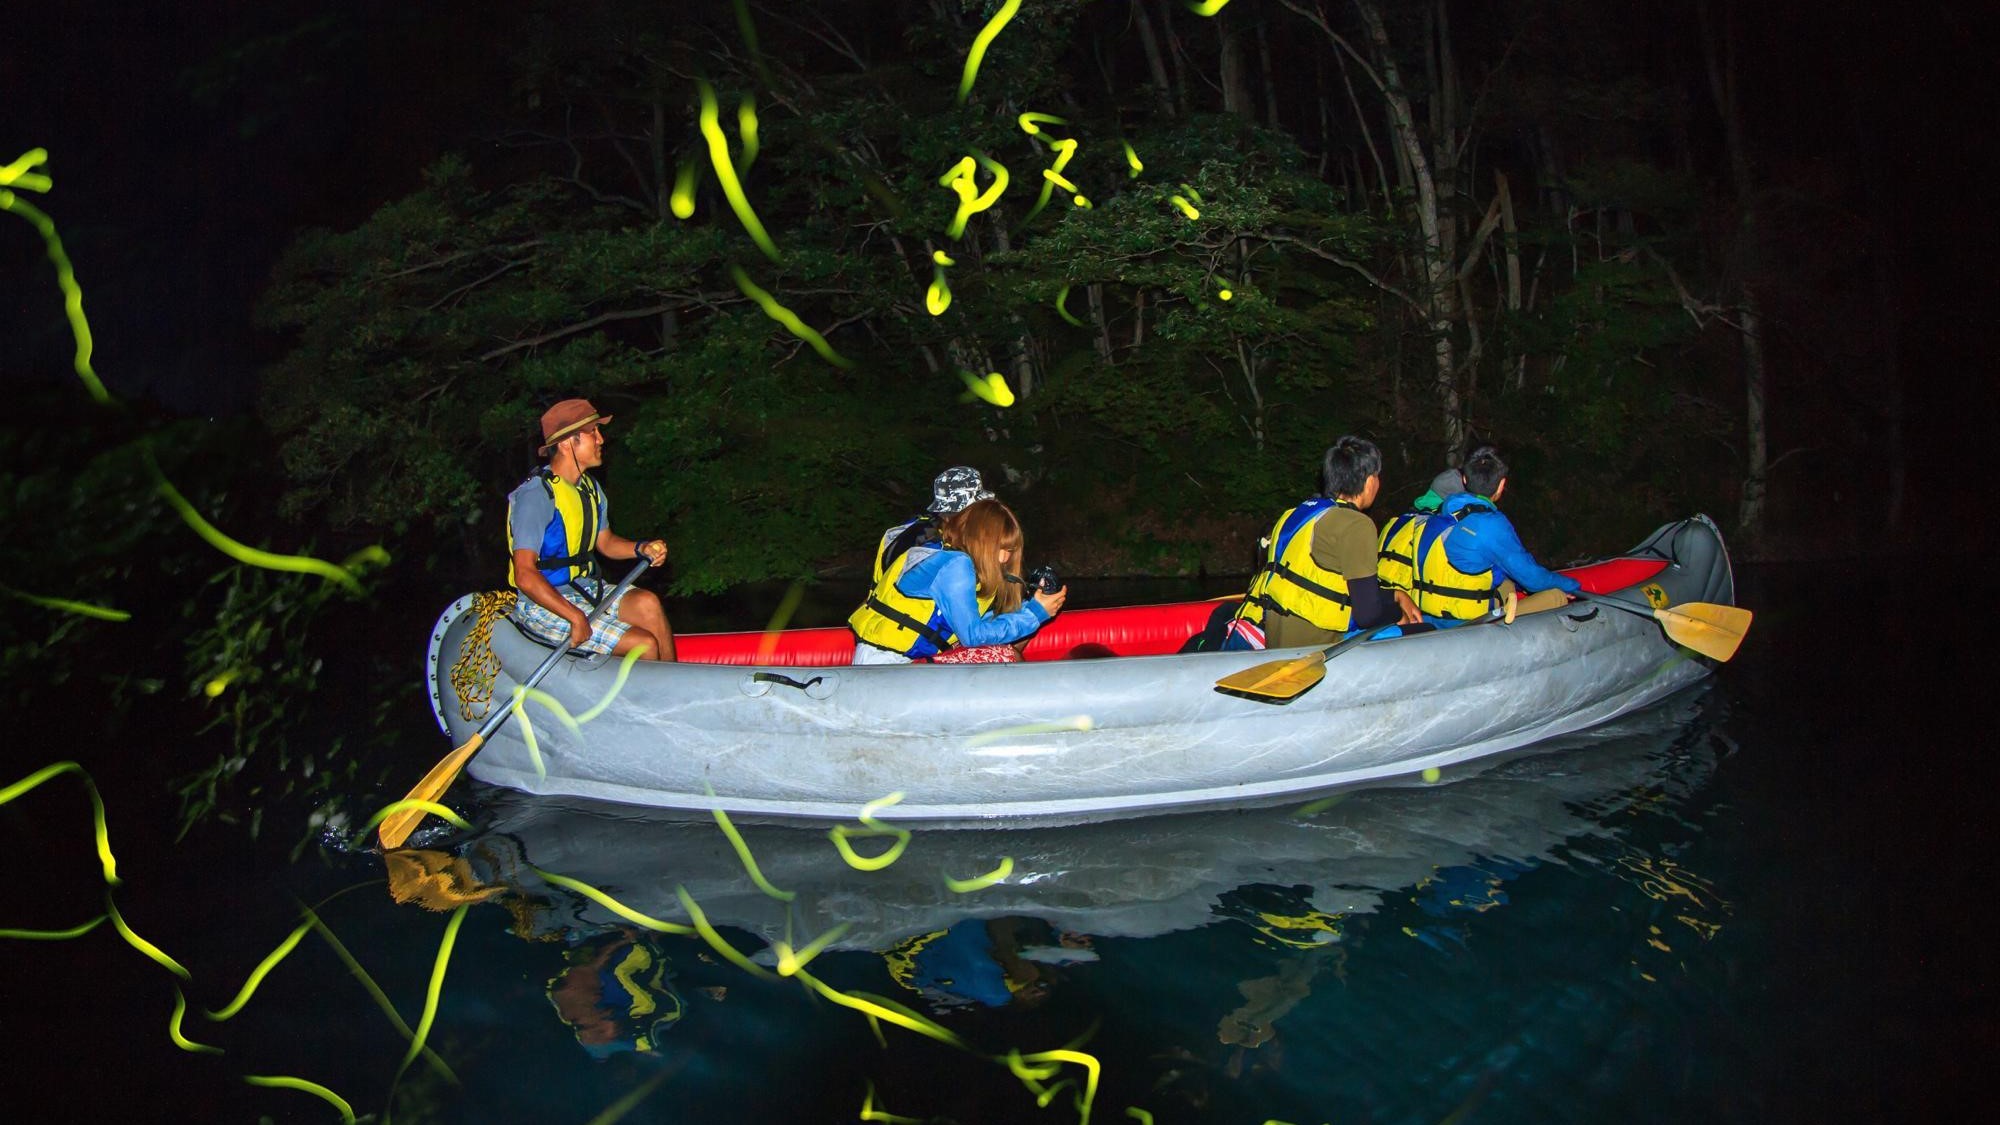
[849,498,1066,665]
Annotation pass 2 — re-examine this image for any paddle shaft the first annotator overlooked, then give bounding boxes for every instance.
[378,559,651,848]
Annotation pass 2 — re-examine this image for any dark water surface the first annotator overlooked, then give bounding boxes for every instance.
[2,564,1979,1123]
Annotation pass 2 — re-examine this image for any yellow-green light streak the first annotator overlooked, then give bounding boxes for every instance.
[939,153,1011,239]
[1,148,54,191]
[573,645,646,724]
[170,987,225,1055]
[583,1069,674,1125]
[0,915,105,941]
[1014,1049,1101,1125]
[1023,138,1080,225]
[513,689,549,779]
[1055,285,1087,327]
[398,904,468,1078]
[0,582,129,621]
[829,793,912,871]
[152,469,370,594]
[698,81,780,261]
[731,266,854,369]
[532,867,694,935]
[675,885,777,979]
[1187,0,1236,15]
[957,0,1023,104]
[243,1075,356,1125]
[792,967,968,1049]
[754,581,807,664]
[1123,142,1144,178]
[1125,1108,1156,1124]
[670,160,700,219]
[966,715,1093,746]
[944,857,1014,893]
[2,760,118,884]
[737,95,761,170]
[1170,195,1201,220]
[958,370,1017,408]
[360,799,471,837]
[927,265,953,316]
[302,906,459,1084]
[771,921,849,977]
[2,199,108,402]
[861,1081,927,1125]
[106,890,189,979]
[1018,111,1067,137]
[710,803,795,901]
[206,920,314,1021]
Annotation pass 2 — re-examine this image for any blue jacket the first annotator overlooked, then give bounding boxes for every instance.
[1436,492,1582,596]
[895,546,1051,654]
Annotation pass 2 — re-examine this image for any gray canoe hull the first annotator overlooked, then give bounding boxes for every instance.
[428,515,1733,824]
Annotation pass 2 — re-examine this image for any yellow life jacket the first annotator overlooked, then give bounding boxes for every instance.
[507,469,603,590]
[1411,504,1498,619]
[849,546,994,657]
[1376,510,1428,593]
[1234,498,1356,633]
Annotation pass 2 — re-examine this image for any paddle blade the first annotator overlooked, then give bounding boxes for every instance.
[1655,602,1751,662]
[377,734,484,850]
[1214,652,1327,703]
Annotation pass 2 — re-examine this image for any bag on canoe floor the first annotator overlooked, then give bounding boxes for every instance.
[925,644,1022,664]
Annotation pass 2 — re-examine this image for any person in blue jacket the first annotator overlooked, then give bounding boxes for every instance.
[1411,445,1582,620]
[849,498,1067,663]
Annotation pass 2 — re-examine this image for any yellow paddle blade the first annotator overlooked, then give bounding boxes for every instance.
[1654,601,1751,662]
[1511,588,1570,616]
[1214,652,1327,703]
[377,734,484,850]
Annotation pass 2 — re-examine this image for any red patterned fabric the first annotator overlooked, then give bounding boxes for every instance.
[925,644,1022,664]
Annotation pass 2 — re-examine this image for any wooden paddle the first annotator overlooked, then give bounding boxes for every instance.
[1579,592,1751,662]
[377,559,652,849]
[1213,623,1405,704]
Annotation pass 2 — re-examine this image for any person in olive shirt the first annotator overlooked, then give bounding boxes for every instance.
[1242,435,1421,651]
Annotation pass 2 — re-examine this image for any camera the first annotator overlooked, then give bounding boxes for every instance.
[1027,564,1062,595]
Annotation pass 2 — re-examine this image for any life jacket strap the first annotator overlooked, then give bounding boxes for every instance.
[1268,560,1352,605]
[858,595,953,652]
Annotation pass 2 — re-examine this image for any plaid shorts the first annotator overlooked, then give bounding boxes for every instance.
[509,577,632,654]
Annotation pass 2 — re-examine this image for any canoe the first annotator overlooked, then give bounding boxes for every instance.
[437,694,1721,952]
[424,514,1735,825]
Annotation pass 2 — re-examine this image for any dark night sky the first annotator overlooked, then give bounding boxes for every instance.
[5,1,1990,511]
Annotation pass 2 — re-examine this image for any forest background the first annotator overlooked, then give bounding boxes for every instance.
[3,0,1986,836]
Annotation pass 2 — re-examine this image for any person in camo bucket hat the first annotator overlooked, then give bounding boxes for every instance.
[927,466,994,514]
[868,467,996,584]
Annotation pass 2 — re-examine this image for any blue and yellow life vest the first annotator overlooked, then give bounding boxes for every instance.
[1234,498,1357,633]
[507,468,603,590]
[1376,510,1429,593]
[849,547,994,657]
[1411,502,1498,619]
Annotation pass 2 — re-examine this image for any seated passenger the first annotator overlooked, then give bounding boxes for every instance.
[1376,467,1465,596]
[873,466,993,585]
[1229,436,1421,651]
[1411,445,1582,620]
[849,498,1066,665]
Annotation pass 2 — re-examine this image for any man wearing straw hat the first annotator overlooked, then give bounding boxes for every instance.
[506,398,675,660]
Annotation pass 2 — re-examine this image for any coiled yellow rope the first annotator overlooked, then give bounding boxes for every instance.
[449,592,517,722]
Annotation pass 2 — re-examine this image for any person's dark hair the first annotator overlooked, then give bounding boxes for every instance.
[1321,435,1382,498]
[1462,445,1509,497]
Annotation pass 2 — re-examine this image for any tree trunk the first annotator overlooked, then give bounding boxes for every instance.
[1131,0,1177,119]
[1703,0,1769,544]
[1353,0,1463,457]
[1219,19,1255,117]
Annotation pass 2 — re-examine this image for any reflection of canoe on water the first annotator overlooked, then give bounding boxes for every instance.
[425,515,1734,823]
[455,695,1721,951]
